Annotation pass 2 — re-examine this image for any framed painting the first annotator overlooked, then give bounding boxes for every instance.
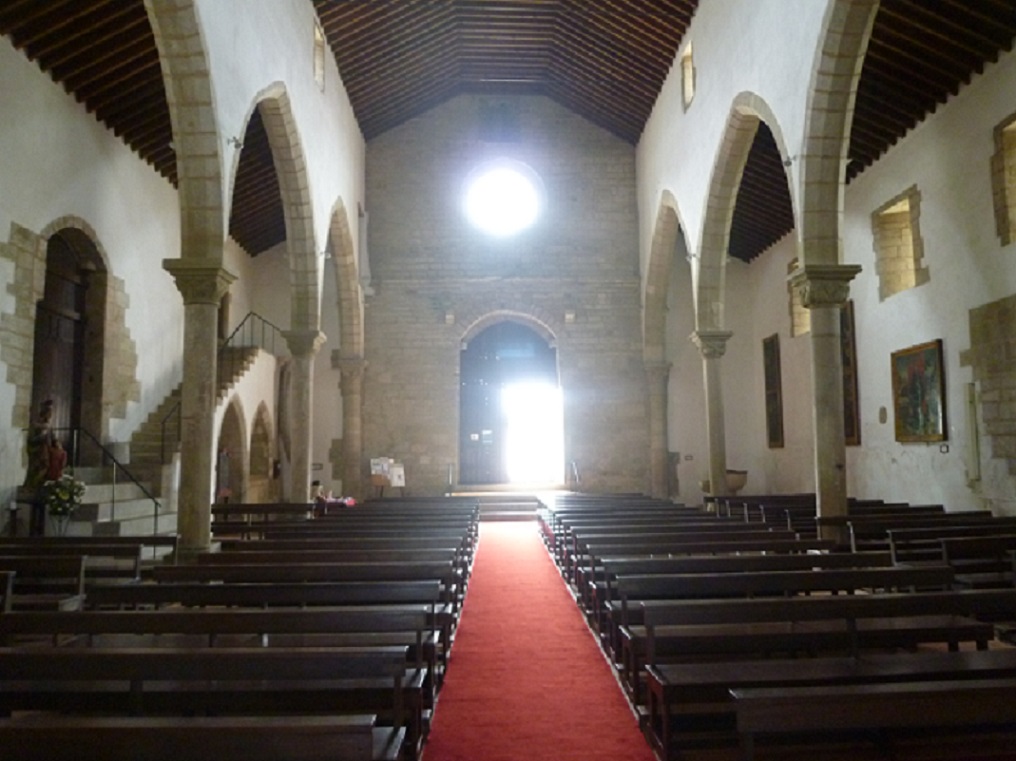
[841,300,860,446]
[890,339,947,442]
[762,334,784,448]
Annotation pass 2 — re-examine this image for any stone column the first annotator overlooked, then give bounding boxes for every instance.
[645,360,671,499]
[691,330,732,499]
[789,264,861,540]
[283,329,326,503]
[337,356,367,501]
[163,259,236,556]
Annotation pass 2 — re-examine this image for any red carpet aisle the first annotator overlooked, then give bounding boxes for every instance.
[422,522,655,761]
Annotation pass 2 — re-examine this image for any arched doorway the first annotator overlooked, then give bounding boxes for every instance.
[216,400,246,503]
[30,230,107,460]
[459,321,563,486]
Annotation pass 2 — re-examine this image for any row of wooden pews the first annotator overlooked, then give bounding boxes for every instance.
[541,492,1016,761]
[0,498,479,761]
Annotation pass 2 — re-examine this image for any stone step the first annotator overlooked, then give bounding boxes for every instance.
[65,510,179,539]
[73,497,166,523]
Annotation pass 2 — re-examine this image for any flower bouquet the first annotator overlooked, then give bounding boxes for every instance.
[42,472,86,521]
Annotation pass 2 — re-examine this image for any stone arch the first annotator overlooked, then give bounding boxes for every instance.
[695,92,795,331]
[327,199,363,358]
[33,218,140,450]
[798,0,879,266]
[248,401,275,502]
[643,190,689,364]
[460,310,558,349]
[216,395,248,503]
[234,84,320,333]
[144,0,225,259]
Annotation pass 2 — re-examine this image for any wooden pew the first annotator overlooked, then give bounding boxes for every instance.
[585,552,893,635]
[83,579,454,682]
[612,565,960,697]
[642,649,1016,761]
[941,534,1016,588]
[0,556,87,610]
[0,609,434,756]
[887,520,1016,565]
[636,589,1016,757]
[0,714,398,761]
[731,678,1016,761]
[0,647,409,761]
[0,543,143,582]
[0,571,11,613]
[0,534,179,565]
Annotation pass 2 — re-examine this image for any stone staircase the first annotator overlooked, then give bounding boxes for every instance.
[129,346,261,469]
[59,469,176,542]
[58,346,262,541]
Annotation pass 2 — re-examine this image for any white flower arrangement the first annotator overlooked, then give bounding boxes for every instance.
[42,473,86,517]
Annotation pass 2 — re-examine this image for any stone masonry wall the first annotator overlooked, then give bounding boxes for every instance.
[363,95,649,495]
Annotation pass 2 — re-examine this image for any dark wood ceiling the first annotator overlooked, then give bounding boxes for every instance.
[1,0,1014,260]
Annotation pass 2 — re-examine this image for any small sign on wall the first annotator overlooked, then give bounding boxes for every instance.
[389,463,405,488]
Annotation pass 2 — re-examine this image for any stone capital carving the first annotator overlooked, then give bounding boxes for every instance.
[163,259,236,305]
[690,330,733,359]
[335,355,367,379]
[788,264,862,309]
[283,329,326,357]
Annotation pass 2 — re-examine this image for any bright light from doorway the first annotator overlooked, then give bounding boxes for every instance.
[463,161,541,236]
[502,381,564,485]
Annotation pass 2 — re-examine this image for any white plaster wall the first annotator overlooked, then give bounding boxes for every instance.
[842,49,1016,513]
[314,254,343,493]
[213,348,278,503]
[195,0,365,317]
[0,39,184,503]
[637,0,829,269]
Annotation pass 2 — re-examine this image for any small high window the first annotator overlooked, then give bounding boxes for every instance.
[872,186,928,301]
[991,113,1016,246]
[313,21,326,91]
[680,43,695,109]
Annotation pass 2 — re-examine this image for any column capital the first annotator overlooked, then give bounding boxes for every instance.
[788,264,862,309]
[690,330,733,359]
[335,354,367,378]
[283,329,326,357]
[163,259,236,305]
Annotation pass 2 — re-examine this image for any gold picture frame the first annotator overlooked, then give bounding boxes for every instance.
[890,339,946,443]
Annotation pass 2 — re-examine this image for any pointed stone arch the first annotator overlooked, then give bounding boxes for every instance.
[328,199,364,357]
[216,395,248,503]
[695,92,794,331]
[38,218,140,449]
[248,401,275,502]
[460,310,559,348]
[643,190,687,364]
[144,0,225,260]
[798,0,879,266]
[238,84,320,333]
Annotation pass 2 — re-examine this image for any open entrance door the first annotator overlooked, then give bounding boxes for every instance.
[458,321,563,486]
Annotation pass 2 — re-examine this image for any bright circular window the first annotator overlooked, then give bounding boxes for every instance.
[463,159,542,237]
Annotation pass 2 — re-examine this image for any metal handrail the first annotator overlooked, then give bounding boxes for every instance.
[55,426,162,540]
[160,312,285,463]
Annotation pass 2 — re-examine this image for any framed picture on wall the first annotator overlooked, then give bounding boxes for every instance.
[763,334,784,448]
[841,300,861,445]
[890,339,947,442]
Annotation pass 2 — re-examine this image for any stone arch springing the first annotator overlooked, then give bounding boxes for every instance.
[798,0,879,266]
[216,395,248,503]
[695,93,796,332]
[328,199,364,358]
[144,0,225,260]
[643,190,688,364]
[235,84,320,334]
